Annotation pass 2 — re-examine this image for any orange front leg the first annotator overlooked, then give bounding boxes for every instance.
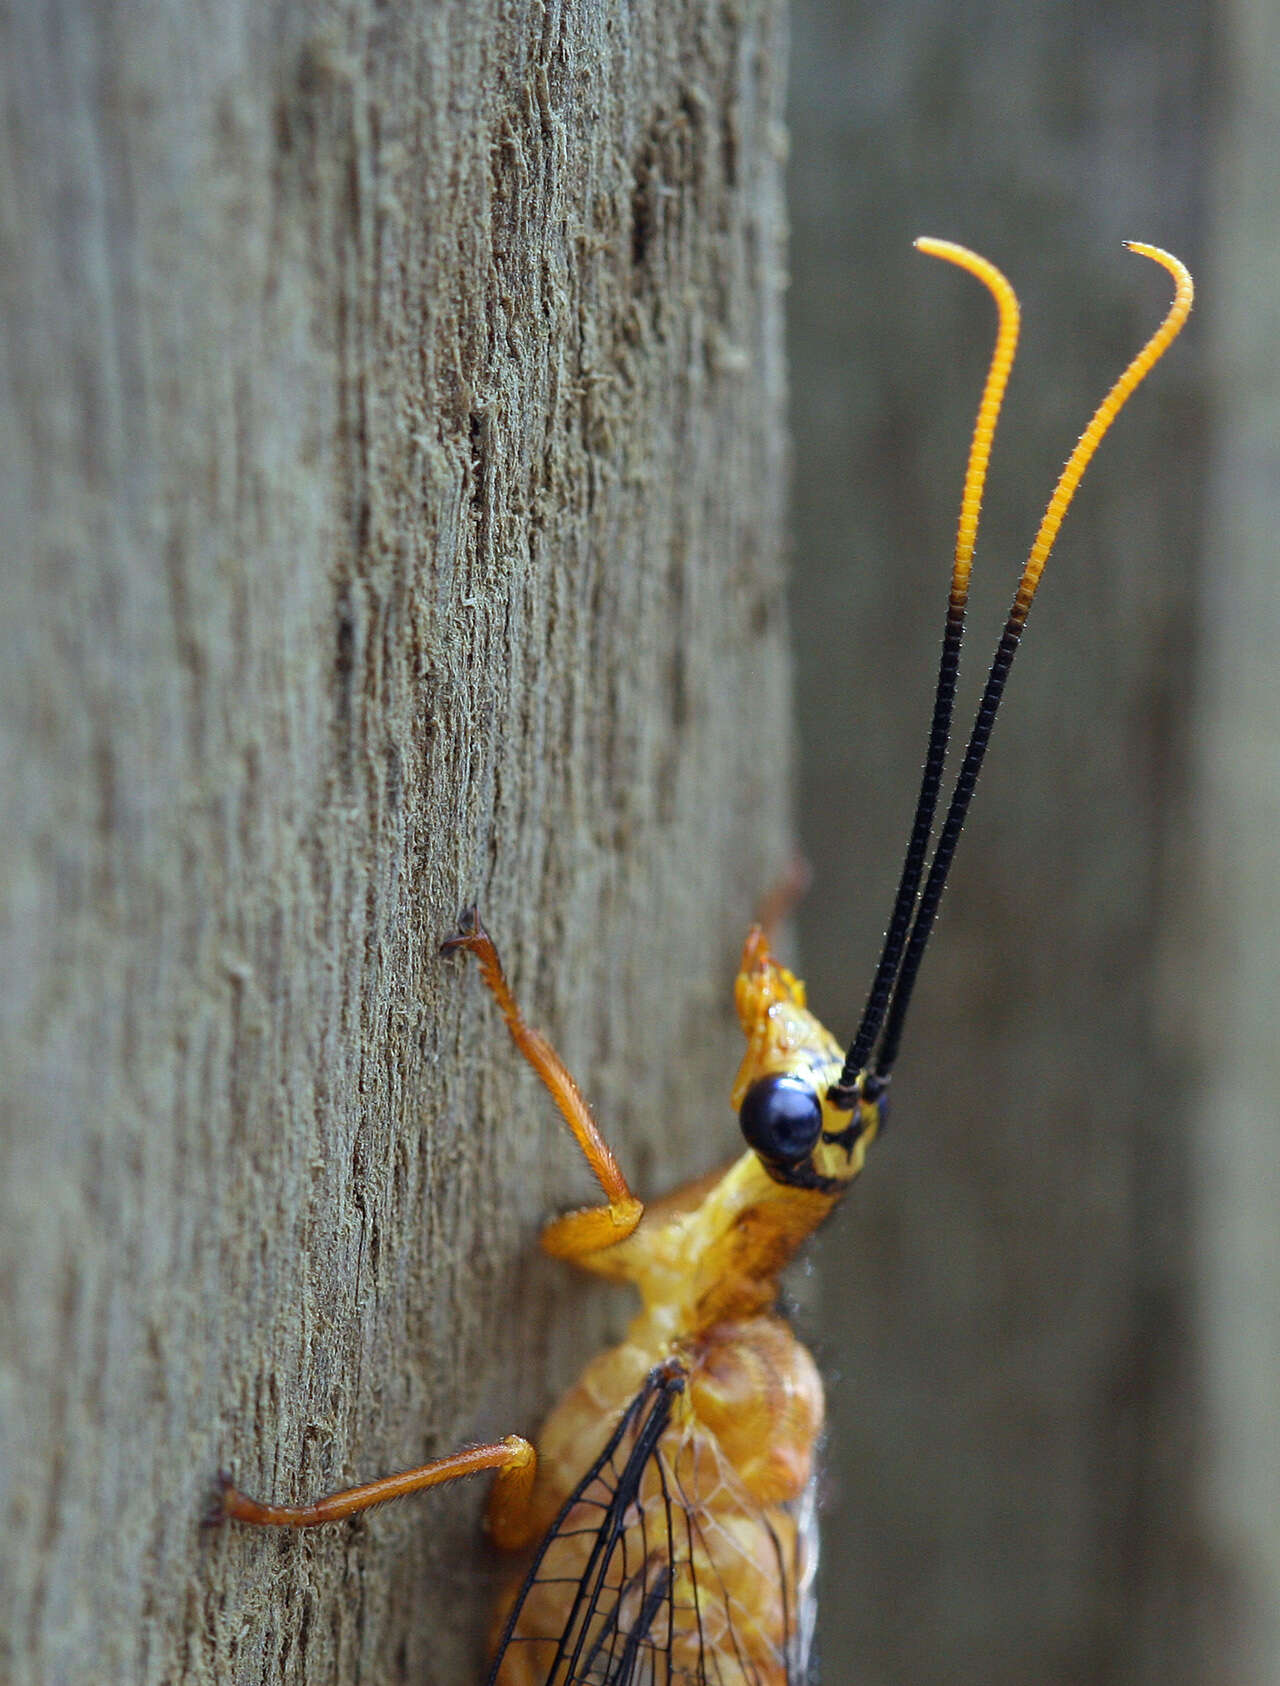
[441,909,643,1261]
[217,1434,540,1550]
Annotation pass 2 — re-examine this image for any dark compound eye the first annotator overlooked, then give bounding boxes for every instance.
[738,1074,824,1166]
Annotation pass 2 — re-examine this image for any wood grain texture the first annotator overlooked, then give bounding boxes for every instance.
[0,4,791,1682]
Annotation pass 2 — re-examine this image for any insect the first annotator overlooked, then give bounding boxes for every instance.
[216,239,1192,1685]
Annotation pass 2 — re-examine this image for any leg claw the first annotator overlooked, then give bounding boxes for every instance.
[200,1470,235,1530]
[440,905,484,956]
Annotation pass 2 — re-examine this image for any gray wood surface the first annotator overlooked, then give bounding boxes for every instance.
[0,5,792,1682]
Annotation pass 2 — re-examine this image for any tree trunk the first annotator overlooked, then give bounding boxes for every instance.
[1,6,791,1683]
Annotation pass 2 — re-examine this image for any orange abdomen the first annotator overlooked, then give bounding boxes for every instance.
[490,1317,823,1685]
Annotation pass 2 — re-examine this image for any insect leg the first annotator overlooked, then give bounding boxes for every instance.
[441,908,644,1261]
[216,1434,539,1546]
[754,854,812,946]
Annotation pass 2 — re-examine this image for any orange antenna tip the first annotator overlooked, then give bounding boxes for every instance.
[911,240,1021,597]
[1013,242,1192,621]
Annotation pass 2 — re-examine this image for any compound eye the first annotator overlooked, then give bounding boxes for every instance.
[739,1074,824,1166]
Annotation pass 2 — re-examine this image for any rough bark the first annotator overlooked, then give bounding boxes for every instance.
[788,5,1216,1684]
[0,6,791,1683]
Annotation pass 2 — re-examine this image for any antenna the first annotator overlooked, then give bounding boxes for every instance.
[829,241,1020,1108]
[872,244,1193,1082]
[829,242,1194,1104]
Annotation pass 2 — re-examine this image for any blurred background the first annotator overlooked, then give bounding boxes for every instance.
[786,3,1278,1683]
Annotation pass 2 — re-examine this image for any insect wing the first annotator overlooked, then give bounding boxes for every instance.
[486,1365,813,1686]
[486,1367,681,1686]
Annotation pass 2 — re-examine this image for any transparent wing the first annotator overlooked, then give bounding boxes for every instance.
[486,1364,815,1686]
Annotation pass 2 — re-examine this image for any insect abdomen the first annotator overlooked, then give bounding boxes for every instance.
[489,1318,822,1685]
